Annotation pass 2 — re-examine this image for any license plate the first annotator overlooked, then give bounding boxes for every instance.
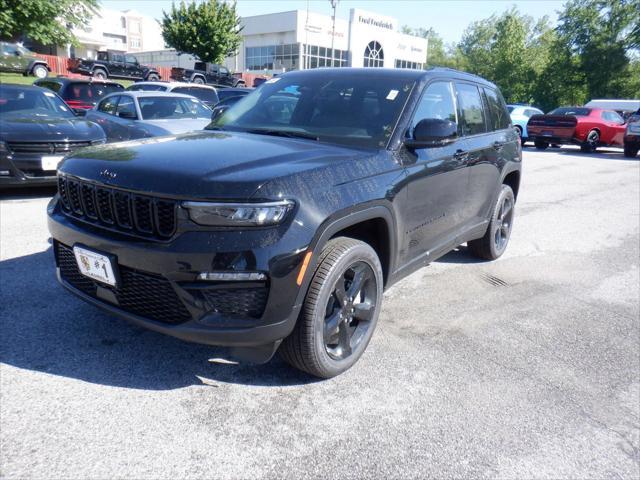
[542,130,554,136]
[41,155,64,171]
[73,246,117,286]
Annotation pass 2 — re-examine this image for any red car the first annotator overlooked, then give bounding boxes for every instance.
[527,107,627,152]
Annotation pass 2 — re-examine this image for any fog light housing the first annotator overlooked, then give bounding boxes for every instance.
[197,271,267,281]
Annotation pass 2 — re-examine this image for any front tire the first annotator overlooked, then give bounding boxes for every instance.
[280,237,383,378]
[31,64,48,78]
[146,73,160,82]
[623,144,638,158]
[192,76,205,84]
[534,140,549,150]
[468,184,515,260]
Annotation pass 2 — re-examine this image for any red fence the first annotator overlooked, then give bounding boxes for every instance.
[35,54,264,86]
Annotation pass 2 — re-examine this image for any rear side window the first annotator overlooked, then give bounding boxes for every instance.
[115,96,137,118]
[68,83,124,103]
[97,96,118,115]
[482,87,511,131]
[602,110,624,124]
[456,83,487,136]
[37,81,62,93]
[172,87,219,105]
[410,81,457,134]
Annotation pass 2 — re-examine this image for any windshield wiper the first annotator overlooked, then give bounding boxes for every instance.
[244,128,319,141]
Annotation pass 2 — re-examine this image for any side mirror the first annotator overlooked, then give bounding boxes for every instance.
[118,111,137,119]
[405,118,458,149]
[211,104,230,121]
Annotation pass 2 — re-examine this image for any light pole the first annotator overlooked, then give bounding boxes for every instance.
[330,0,338,67]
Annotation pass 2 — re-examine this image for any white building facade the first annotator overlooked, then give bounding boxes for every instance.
[227,8,428,74]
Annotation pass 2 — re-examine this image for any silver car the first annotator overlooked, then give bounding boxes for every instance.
[85,91,212,143]
[126,81,219,107]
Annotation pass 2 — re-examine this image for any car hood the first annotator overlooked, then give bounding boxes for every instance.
[0,115,105,143]
[141,118,211,135]
[59,130,370,199]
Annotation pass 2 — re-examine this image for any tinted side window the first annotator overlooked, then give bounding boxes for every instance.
[456,83,487,136]
[98,96,118,115]
[483,87,510,131]
[410,81,457,134]
[115,96,136,117]
[112,54,124,63]
[37,81,61,93]
[125,55,137,64]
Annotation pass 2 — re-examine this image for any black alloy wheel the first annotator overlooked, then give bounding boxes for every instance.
[323,261,377,360]
[280,237,383,378]
[581,130,599,153]
[468,184,515,260]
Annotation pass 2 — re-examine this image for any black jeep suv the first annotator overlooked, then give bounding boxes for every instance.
[47,68,521,378]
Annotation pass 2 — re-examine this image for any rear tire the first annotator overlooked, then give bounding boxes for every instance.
[146,73,160,81]
[515,126,524,146]
[93,68,107,80]
[279,237,383,378]
[534,140,549,150]
[580,129,599,153]
[31,64,48,78]
[623,144,638,158]
[193,76,205,84]
[468,184,515,261]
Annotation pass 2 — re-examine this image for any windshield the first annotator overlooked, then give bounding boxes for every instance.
[139,96,211,120]
[67,82,124,103]
[172,86,219,105]
[127,84,168,92]
[0,87,74,118]
[549,107,591,116]
[208,73,416,148]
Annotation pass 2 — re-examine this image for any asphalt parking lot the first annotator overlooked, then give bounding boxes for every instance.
[1,146,639,479]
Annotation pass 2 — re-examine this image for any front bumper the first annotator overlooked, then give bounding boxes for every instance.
[1,153,57,187]
[47,196,311,350]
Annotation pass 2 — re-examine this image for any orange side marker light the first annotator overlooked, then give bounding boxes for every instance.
[296,251,313,286]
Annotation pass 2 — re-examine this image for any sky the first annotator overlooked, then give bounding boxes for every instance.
[101,0,567,44]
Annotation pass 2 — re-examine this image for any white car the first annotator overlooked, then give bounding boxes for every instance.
[85,91,212,143]
[126,81,219,107]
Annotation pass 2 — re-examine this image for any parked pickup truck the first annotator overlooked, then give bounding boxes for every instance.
[527,106,627,152]
[170,62,245,87]
[68,50,160,82]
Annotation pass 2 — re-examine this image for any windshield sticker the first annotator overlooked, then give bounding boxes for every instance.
[265,77,280,84]
[44,91,55,97]
[386,90,399,101]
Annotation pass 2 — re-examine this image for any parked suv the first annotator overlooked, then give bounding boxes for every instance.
[47,68,521,378]
[170,62,245,87]
[0,42,50,78]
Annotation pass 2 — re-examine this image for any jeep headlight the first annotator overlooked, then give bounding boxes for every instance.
[182,200,294,227]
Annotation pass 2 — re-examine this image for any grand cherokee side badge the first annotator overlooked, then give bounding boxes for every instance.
[100,169,117,180]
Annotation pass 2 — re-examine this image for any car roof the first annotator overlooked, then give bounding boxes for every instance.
[281,67,497,88]
[0,83,51,92]
[111,91,201,99]
[128,81,216,91]
[34,77,124,87]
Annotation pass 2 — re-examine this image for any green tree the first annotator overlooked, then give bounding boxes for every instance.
[556,0,640,100]
[0,0,98,46]
[161,0,243,64]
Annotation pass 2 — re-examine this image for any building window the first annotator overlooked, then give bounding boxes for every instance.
[364,41,384,68]
[395,59,422,70]
[245,44,300,72]
[130,37,141,49]
[121,17,126,29]
[302,44,348,69]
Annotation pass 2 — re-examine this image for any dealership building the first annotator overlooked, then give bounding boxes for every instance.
[136,8,428,74]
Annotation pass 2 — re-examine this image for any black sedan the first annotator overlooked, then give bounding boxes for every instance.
[0,84,106,188]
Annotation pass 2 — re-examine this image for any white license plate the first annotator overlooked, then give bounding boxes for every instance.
[73,246,117,286]
[41,155,64,171]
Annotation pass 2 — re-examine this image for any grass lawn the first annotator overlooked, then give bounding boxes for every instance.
[0,72,134,88]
